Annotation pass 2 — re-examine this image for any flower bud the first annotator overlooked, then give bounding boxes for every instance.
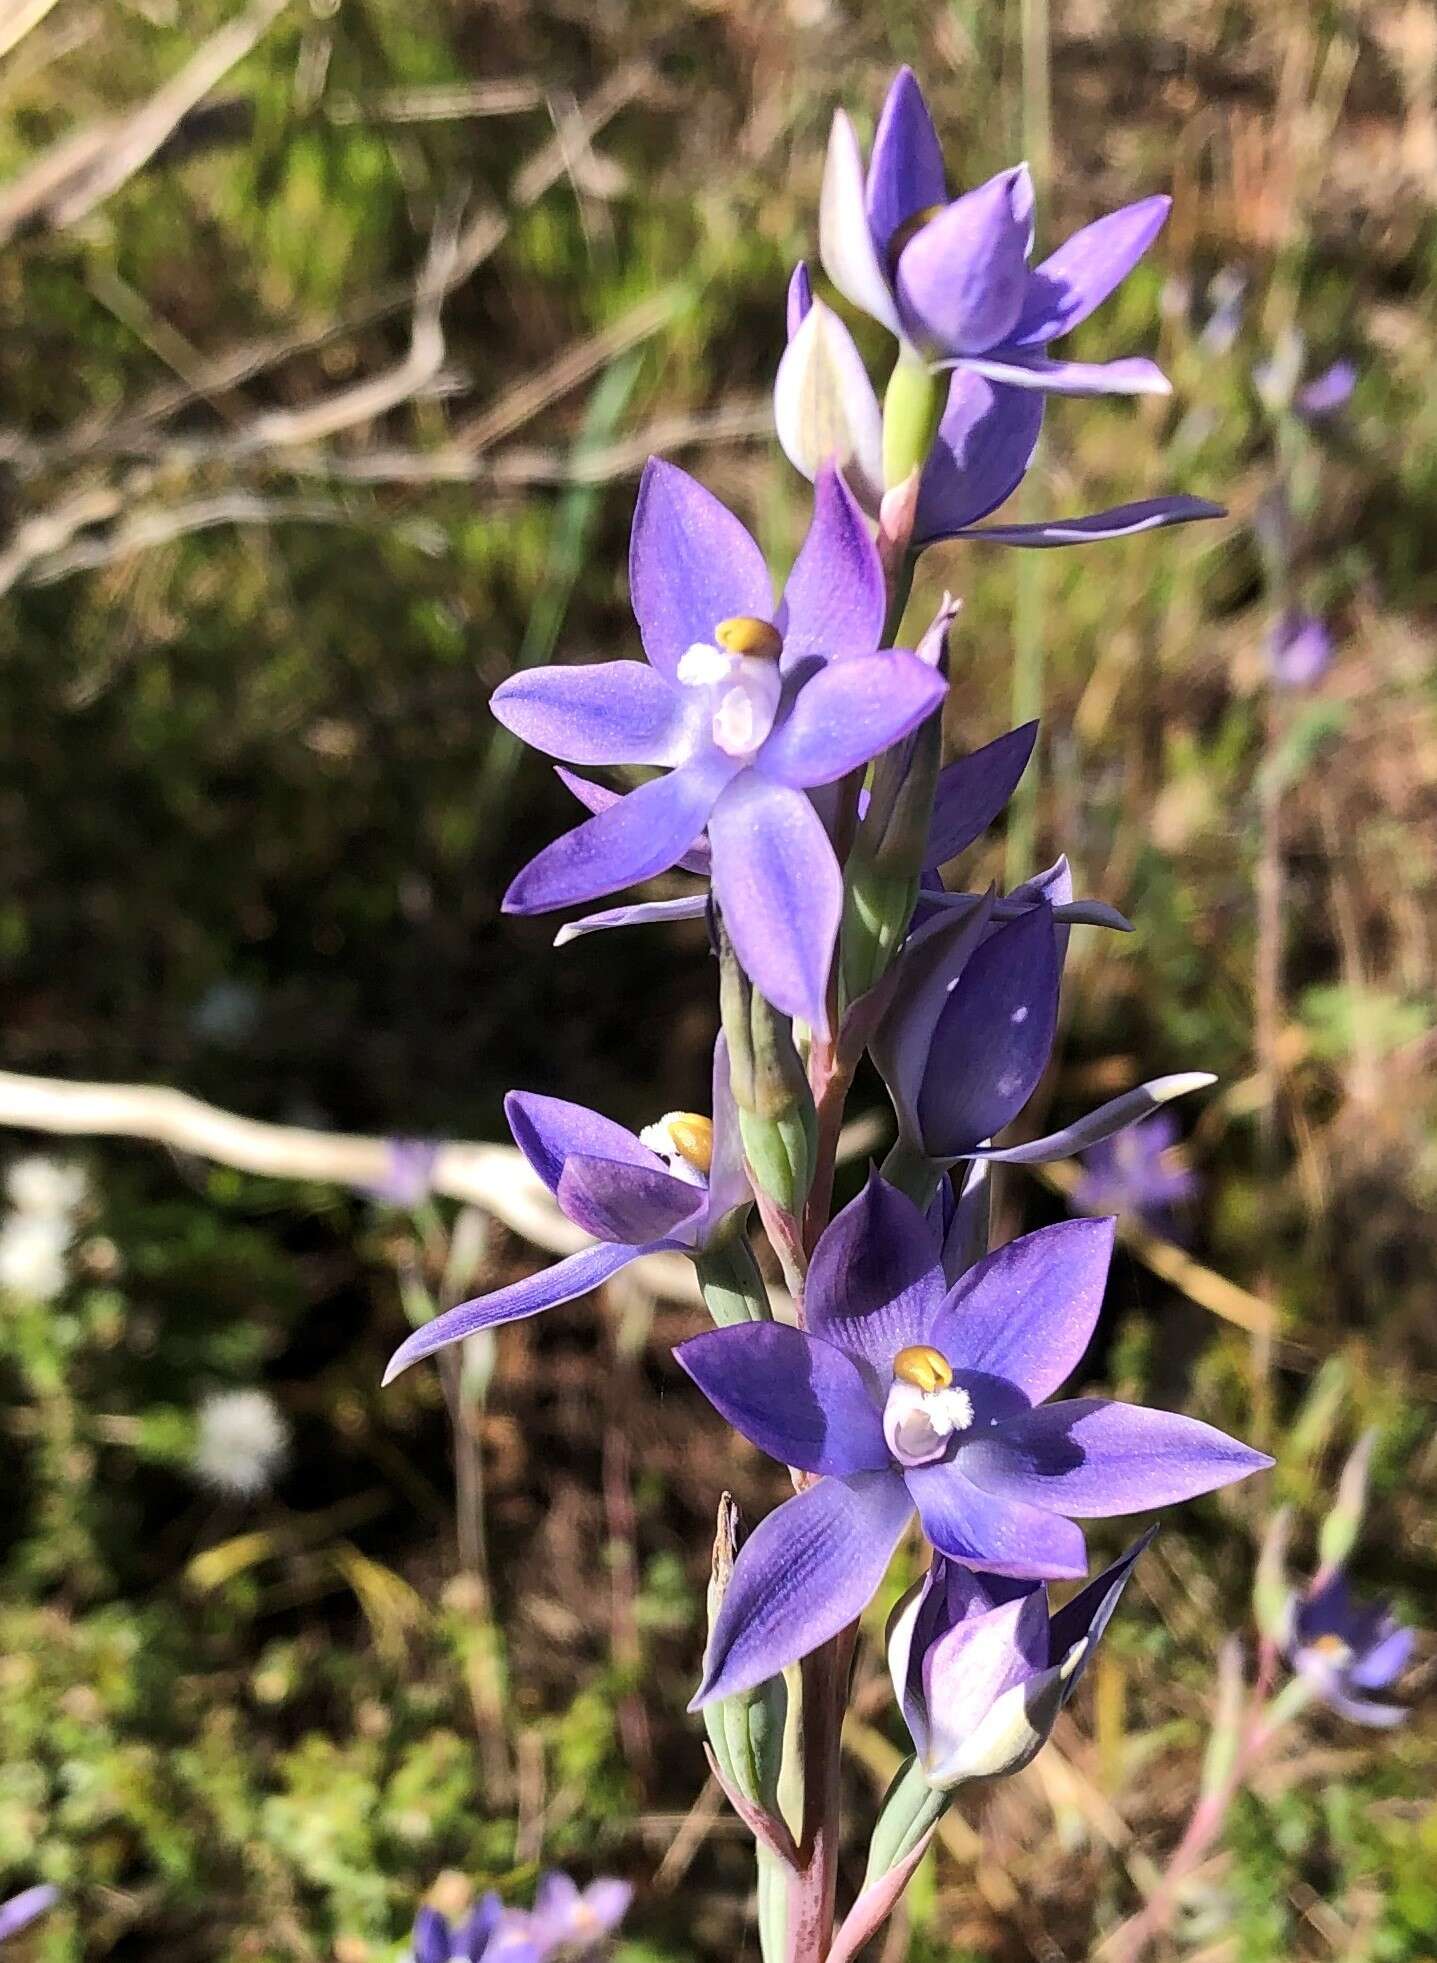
[1253,1504,1294,1645]
[703,1495,789,1813]
[1317,1429,1376,1580]
[717,915,817,1215]
[882,352,944,490]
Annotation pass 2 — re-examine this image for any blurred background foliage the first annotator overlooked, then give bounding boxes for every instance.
[0,0,1433,1957]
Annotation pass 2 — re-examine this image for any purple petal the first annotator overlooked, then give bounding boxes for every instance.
[963,1398,1274,1515]
[676,1322,890,1475]
[921,1588,1050,1746]
[956,352,1171,397]
[774,303,885,513]
[555,766,711,873]
[905,1459,1088,1578]
[0,1888,58,1942]
[413,1906,452,1963]
[1267,611,1333,688]
[777,465,887,669]
[558,1152,706,1245]
[760,652,947,789]
[787,261,813,338]
[941,1158,992,1282]
[973,1071,1215,1164]
[914,371,1045,542]
[870,890,1000,1138]
[455,1895,505,1959]
[693,1469,914,1705]
[1011,196,1171,346]
[1295,358,1356,420]
[490,660,690,767]
[895,168,1033,356]
[1046,1524,1156,1662]
[961,493,1223,546]
[702,1033,751,1225]
[629,458,773,683]
[805,1172,946,1387]
[916,902,1061,1157]
[865,66,947,255]
[820,109,902,335]
[503,757,731,914]
[925,722,1039,868]
[579,1879,633,1937]
[505,1089,658,1196]
[928,1217,1115,1404]
[382,1241,647,1382]
[1349,1626,1415,1691]
[553,893,709,946]
[707,773,842,1033]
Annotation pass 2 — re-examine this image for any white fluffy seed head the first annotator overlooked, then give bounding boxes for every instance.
[6,1155,88,1222]
[192,1389,290,1497]
[0,1213,71,1301]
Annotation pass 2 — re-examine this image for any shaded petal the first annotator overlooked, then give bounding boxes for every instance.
[558,1152,706,1245]
[554,892,709,946]
[383,1241,646,1382]
[1046,1523,1157,1663]
[787,260,813,337]
[871,889,999,1139]
[820,109,902,334]
[412,1908,453,1963]
[555,766,711,873]
[916,902,1061,1157]
[760,652,947,789]
[707,773,842,1033]
[941,1158,992,1283]
[925,721,1038,868]
[964,1398,1274,1515]
[914,372,1044,543]
[1011,196,1171,346]
[895,168,1033,356]
[973,1071,1215,1163]
[675,1322,890,1475]
[774,305,884,516]
[505,1089,659,1196]
[866,67,947,253]
[778,464,887,667]
[962,493,1223,546]
[0,1889,59,1943]
[956,352,1171,396]
[805,1171,946,1387]
[928,1217,1115,1404]
[503,757,732,914]
[702,1032,752,1224]
[905,1459,1087,1578]
[455,1895,505,1960]
[693,1470,914,1705]
[1349,1625,1415,1691]
[921,1589,1049,1754]
[1295,358,1356,420]
[629,458,773,682]
[490,661,690,766]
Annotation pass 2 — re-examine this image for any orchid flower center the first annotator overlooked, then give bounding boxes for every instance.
[1310,1633,1352,1662]
[884,1346,973,1467]
[886,202,948,273]
[676,619,784,760]
[639,1111,714,1183]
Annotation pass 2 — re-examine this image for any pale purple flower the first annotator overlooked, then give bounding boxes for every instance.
[1294,359,1356,421]
[1073,1112,1200,1236]
[526,1873,632,1956]
[679,1174,1270,1704]
[781,250,1221,550]
[492,460,946,1030]
[368,1138,441,1208]
[1285,1572,1414,1728]
[1267,610,1334,688]
[889,1532,1151,1785]
[384,1040,748,1381]
[0,1887,57,1944]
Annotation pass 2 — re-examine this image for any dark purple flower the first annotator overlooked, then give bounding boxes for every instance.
[1285,1571,1414,1728]
[0,1887,57,1944]
[492,460,946,1030]
[889,1532,1151,1785]
[1267,610,1334,688]
[414,1892,539,1963]
[526,1873,632,1956]
[678,1175,1270,1703]
[1294,359,1356,421]
[780,249,1220,550]
[384,1040,748,1381]
[822,69,1171,398]
[1073,1112,1200,1235]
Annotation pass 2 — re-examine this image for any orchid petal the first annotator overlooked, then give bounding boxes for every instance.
[804,1172,946,1388]
[972,1071,1215,1163]
[961,494,1223,546]
[870,890,998,1141]
[629,458,773,682]
[555,767,711,873]
[925,721,1039,868]
[905,1459,1087,1578]
[774,305,884,516]
[707,773,843,1034]
[505,1089,659,1195]
[914,372,1044,543]
[490,660,691,766]
[928,1217,1115,1405]
[1011,196,1171,346]
[760,652,947,789]
[778,464,887,667]
[895,168,1033,356]
[820,109,902,334]
[676,1322,890,1475]
[554,893,709,946]
[558,1152,706,1245]
[866,66,947,254]
[787,260,813,337]
[1046,1525,1157,1662]
[955,352,1171,397]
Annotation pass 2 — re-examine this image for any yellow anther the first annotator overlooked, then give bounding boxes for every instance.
[715,616,783,660]
[1311,1633,1350,1658]
[666,1113,714,1175]
[887,203,947,272]
[893,1345,953,1393]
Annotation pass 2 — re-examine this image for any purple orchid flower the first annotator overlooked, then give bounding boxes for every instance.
[526,1873,632,1956]
[779,252,1221,550]
[678,1174,1270,1704]
[383,1039,749,1381]
[1266,610,1334,688]
[491,459,946,1031]
[1284,1571,1414,1728]
[872,879,1210,1175]
[367,1138,441,1209]
[0,1887,57,1944]
[414,1893,539,1963]
[889,1530,1152,1786]
[1294,358,1356,422]
[1073,1111,1200,1236]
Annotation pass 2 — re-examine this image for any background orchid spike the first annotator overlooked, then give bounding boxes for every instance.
[491,457,946,1031]
[889,1530,1154,1787]
[680,1175,1270,1705]
[1073,1111,1202,1237]
[783,240,1220,550]
[1283,1571,1415,1727]
[383,1039,751,1382]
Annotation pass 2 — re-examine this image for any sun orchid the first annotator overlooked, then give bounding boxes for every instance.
[679,1175,1270,1705]
[1284,1571,1414,1728]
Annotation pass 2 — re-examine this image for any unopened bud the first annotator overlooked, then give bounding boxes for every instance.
[882,352,944,491]
[1317,1429,1377,1580]
[703,1495,788,1813]
[1253,1504,1294,1643]
[717,915,816,1214]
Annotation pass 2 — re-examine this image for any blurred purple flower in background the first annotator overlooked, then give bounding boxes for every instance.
[1266,610,1335,689]
[0,1887,57,1945]
[1284,1572,1414,1728]
[526,1873,632,1956]
[412,1873,628,1962]
[1294,358,1356,421]
[1073,1111,1200,1237]
[368,1138,441,1209]
[414,1891,538,1963]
